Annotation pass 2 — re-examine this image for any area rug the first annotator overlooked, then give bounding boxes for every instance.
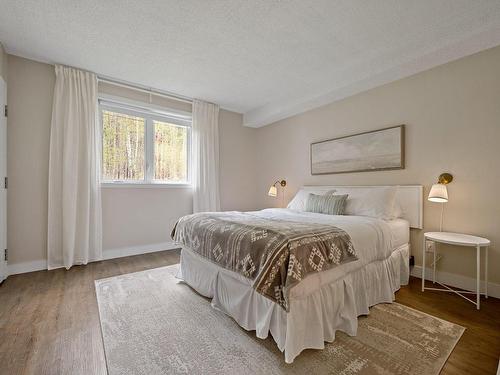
[95,265,464,375]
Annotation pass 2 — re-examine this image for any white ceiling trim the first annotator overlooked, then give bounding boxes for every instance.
[244,26,500,127]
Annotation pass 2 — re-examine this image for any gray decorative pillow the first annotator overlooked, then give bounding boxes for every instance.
[305,193,348,215]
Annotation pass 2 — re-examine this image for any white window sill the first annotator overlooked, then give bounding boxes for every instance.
[101,182,192,189]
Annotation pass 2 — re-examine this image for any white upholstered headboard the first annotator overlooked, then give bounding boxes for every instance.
[300,185,423,229]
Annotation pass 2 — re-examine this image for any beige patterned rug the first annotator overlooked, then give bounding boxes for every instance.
[95,265,464,375]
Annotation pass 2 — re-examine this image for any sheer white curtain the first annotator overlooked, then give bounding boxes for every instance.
[192,99,220,212]
[47,65,102,269]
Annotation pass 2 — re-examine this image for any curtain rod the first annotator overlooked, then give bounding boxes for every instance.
[97,76,193,105]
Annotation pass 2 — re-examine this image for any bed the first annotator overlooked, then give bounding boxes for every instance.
[173,185,423,363]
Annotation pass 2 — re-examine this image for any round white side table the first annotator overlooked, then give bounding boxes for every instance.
[422,232,490,310]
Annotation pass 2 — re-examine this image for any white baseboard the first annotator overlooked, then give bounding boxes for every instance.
[411,265,500,299]
[7,259,48,276]
[102,241,179,260]
[7,242,179,276]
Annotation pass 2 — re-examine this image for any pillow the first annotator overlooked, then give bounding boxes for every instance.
[392,198,404,219]
[305,194,348,215]
[287,188,337,211]
[339,186,398,220]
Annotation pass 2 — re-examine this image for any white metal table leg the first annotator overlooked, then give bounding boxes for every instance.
[476,245,480,310]
[433,242,436,284]
[422,238,426,292]
[422,233,490,309]
[485,247,488,299]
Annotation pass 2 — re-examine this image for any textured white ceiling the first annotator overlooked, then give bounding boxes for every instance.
[1,1,500,127]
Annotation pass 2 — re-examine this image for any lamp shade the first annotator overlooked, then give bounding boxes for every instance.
[268,185,278,197]
[428,184,448,202]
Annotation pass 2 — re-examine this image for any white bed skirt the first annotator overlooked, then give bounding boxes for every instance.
[177,244,410,363]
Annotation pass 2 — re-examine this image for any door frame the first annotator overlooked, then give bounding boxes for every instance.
[0,76,7,283]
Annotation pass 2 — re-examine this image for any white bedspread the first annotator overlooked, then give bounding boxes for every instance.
[178,208,410,363]
[251,208,396,262]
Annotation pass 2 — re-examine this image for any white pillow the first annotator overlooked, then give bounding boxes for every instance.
[392,198,404,219]
[335,186,399,220]
[287,188,336,211]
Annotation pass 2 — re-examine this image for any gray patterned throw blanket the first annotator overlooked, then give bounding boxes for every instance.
[171,211,357,311]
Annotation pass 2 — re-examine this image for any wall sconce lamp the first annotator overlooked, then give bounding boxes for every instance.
[268,180,287,197]
[268,179,287,207]
[428,173,453,231]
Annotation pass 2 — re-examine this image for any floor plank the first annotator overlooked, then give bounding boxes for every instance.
[397,278,500,375]
[0,251,498,375]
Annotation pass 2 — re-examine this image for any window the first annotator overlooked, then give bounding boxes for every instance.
[102,110,145,181]
[100,100,191,184]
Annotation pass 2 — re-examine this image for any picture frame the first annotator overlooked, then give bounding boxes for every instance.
[310,125,405,175]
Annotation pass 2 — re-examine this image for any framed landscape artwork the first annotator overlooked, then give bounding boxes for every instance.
[311,125,405,175]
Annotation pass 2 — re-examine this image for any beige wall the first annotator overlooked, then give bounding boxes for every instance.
[7,55,256,266]
[0,43,7,82]
[101,187,193,251]
[7,55,54,264]
[255,45,500,283]
[219,109,258,211]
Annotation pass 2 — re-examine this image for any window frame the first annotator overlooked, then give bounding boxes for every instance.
[99,98,192,187]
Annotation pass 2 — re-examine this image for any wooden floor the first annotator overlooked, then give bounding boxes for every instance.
[1,250,499,375]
